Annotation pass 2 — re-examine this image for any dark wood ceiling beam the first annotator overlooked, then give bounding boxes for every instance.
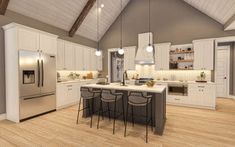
[0,0,9,15]
[69,0,96,37]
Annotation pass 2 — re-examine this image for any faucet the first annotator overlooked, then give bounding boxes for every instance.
[122,70,128,86]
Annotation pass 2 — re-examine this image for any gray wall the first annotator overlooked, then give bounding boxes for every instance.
[218,42,235,95]
[0,10,97,114]
[100,0,235,75]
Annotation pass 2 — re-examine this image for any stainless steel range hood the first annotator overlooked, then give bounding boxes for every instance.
[135,32,155,65]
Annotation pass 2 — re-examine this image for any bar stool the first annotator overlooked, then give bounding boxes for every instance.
[76,87,101,128]
[97,89,125,134]
[124,91,153,143]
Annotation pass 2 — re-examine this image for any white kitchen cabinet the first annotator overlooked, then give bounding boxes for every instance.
[56,83,79,109]
[56,80,98,109]
[90,49,97,71]
[154,43,171,70]
[57,39,65,70]
[193,39,214,70]
[57,39,100,71]
[64,42,75,70]
[124,46,136,70]
[18,27,39,51]
[75,45,84,70]
[188,83,216,109]
[96,55,103,71]
[83,48,91,70]
[39,33,57,55]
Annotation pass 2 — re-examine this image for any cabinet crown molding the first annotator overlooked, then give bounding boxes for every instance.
[2,22,58,38]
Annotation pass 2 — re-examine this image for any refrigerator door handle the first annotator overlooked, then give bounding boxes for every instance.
[37,59,40,87]
[41,59,44,87]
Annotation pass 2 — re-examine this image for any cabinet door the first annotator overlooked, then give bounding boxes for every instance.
[193,39,214,70]
[124,46,136,70]
[56,40,65,70]
[203,40,214,70]
[90,49,97,71]
[83,48,91,70]
[56,84,67,108]
[96,55,103,71]
[66,84,78,103]
[75,45,84,70]
[64,42,75,70]
[39,33,57,55]
[193,41,204,70]
[155,43,170,70]
[18,28,39,51]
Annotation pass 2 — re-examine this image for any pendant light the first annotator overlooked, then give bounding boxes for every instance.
[95,0,102,56]
[118,0,124,55]
[146,0,154,53]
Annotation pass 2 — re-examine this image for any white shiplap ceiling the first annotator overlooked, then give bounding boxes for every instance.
[184,0,235,25]
[7,0,129,41]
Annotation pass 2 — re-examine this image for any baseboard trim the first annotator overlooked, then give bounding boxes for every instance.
[0,113,6,121]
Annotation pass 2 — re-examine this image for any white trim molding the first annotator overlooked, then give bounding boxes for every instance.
[0,113,6,121]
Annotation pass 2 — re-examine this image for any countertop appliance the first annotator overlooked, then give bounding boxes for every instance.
[135,78,154,85]
[168,83,188,96]
[19,50,56,120]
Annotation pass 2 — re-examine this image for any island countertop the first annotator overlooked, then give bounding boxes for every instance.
[82,83,166,93]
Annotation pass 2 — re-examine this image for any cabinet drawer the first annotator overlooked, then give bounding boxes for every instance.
[167,95,188,104]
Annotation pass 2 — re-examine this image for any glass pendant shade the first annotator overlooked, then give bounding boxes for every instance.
[95,50,102,56]
[146,44,154,52]
[118,48,124,55]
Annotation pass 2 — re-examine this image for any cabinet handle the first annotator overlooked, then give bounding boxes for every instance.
[67,85,72,87]
[174,98,180,100]
[68,88,73,91]
[198,86,205,88]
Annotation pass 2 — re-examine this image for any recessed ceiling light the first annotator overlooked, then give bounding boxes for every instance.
[101,4,104,8]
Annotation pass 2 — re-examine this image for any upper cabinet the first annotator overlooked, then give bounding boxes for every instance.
[75,45,84,71]
[193,39,214,70]
[56,39,102,71]
[18,27,39,51]
[15,24,57,54]
[124,46,136,70]
[155,43,171,70]
[39,33,57,55]
[57,39,65,70]
[64,42,75,70]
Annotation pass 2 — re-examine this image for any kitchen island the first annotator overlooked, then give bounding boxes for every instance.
[82,83,167,135]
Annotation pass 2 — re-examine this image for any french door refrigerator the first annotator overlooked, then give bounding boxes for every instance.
[19,50,56,120]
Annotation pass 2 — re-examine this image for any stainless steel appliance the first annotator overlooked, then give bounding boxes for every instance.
[168,83,188,96]
[19,50,56,120]
[135,78,154,85]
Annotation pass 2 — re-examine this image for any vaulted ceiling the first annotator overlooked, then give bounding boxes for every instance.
[7,0,129,41]
[184,0,235,30]
[5,0,235,42]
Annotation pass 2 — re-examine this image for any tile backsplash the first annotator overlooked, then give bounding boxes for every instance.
[57,71,98,81]
[127,65,212,82]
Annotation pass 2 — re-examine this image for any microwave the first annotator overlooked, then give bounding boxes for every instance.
[168,83,188,96]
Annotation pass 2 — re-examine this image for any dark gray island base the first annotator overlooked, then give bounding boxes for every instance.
[82,84,166,135]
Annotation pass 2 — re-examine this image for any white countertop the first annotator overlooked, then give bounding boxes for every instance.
[82,83,166,93]
[155,80,215,85]
[57,79,98,84]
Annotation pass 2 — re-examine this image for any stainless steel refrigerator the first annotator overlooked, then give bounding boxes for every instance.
[19,50,56,120]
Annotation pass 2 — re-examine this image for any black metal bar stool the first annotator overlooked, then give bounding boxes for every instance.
[97,89,125,134]
[76,87,101,128]
[124,91,153,143]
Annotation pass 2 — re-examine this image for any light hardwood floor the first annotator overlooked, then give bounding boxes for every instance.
[0,98,235,147]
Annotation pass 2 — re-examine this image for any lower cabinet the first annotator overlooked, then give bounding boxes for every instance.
[188,83,216,108]
[56,80,98,109]
[165,83,216,109]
